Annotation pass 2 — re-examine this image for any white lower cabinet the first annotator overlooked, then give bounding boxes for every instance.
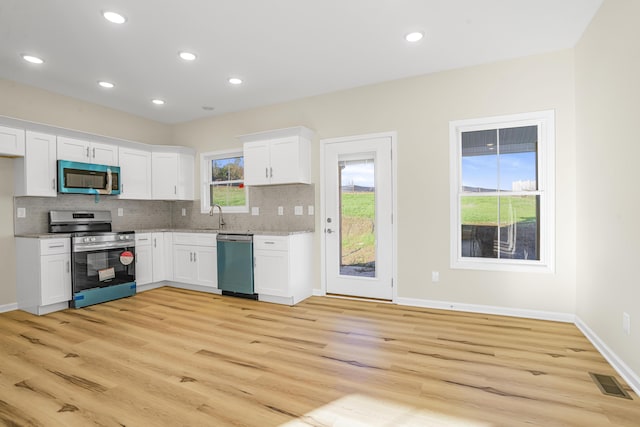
[172,233,217,289]
[135,233,153,286]
[16,237,71,315]
[254,233,313,305]
[152,232,172,282]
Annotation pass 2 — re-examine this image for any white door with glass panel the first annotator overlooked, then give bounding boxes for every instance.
[323,135,393,300]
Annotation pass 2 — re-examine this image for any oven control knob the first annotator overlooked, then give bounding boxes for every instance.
[84,237,91,243]
[91,237,96,242]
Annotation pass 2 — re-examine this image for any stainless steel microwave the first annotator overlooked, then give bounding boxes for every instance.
[58,160,121,195]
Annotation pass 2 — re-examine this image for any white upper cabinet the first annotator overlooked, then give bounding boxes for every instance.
[119,147,152,199]
[14,131,57,197]
[0,125,25,157]
[57,136,118,166]
[241,126,313,186]
[151,150,194,200]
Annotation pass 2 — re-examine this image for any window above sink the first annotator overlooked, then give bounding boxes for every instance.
[200,149,249,214]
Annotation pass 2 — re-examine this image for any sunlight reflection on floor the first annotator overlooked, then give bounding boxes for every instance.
[279,394,492,427]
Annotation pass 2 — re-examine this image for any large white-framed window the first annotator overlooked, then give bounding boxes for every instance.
[200,149,249,214]
[450,110,555,272]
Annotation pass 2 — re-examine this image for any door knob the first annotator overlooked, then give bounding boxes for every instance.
[326,228,334,234]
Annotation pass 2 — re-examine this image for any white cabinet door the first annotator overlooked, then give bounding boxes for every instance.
[57,136,118,165]
[173,245,195,283]
[0,125,25,156]
[254,249,288,297]
[40,253,71,306]
[152,151,194,200]
[152,152,179,199]
[91,142,118,166]
[119,147,152,199]
[14,131,57,197]
[151,232,165,282]
[269,136,303,184]
[243,135,310,186]
[135,244,153,286]
[194,246,217,288]
[243,141,271,185]
[57,136,90,163]
[178,153,194,200]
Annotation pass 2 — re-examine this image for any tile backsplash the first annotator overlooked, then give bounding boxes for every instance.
[14,184,315,235]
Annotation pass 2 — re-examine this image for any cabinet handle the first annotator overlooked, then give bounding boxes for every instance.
[86,147,90,158]
[190,252,193,262]
[270,167,273,178]
[265,167,268,178]
[153,238,157,248]
[52,179,56,190]
[48,244,64,249]
[174,185,177,195]
[92,148,96,158]
[121,184,124,193]
[193,252,197,262]
[264,241,275,245]
[66,261,70,273]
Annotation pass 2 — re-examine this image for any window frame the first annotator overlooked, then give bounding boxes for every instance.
[449,110,555,272]
[200,148,249,214]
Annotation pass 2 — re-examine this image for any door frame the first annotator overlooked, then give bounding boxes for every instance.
[319,131,398,302]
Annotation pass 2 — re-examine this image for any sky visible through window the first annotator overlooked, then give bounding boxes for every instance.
[462,152,536,191]
[341,161,375,188]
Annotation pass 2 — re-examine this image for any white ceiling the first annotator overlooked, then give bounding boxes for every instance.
[0,0,603,124]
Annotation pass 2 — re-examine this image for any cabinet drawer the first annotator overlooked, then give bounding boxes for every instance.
[173,232,217,247]
[40,238,70,255]
[254,235,288,251]
[135,233,152,246]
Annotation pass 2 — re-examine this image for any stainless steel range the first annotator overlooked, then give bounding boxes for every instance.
[49,210,136,308]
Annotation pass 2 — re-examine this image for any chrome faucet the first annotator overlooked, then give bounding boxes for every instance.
[209,204,225,230]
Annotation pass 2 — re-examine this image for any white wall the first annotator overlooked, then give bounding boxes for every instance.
[575,0,640,380]
[174,49,577,316]
[0,79,171,306]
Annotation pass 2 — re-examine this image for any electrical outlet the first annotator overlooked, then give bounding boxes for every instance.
[252,207,260,216]
[623,312,631,335]
[278,206,284,215]
[117,208,124,217]
[432,271,440,283]
[294,206,303,215]
[181,208,186,216]
[16,207,26,218]
[308,205,314,215]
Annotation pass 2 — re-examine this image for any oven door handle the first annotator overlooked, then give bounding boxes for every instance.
[73,242,134,252]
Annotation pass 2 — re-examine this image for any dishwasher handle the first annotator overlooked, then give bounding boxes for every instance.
[217,234,253,243]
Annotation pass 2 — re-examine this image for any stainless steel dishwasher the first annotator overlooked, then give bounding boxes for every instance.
[216,233,257,299]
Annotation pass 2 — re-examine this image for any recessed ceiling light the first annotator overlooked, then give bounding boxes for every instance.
[98,81,115,89]
[22,55,44,64]
[405,31,424,42]
[151,99,165,105]
[228,77,243,85]
[179,51,197,61]
[103,11,126,24]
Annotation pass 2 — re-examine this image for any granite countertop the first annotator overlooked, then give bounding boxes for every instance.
[134,228,314,236]
[16,229,314,239]
[15,233,72,239]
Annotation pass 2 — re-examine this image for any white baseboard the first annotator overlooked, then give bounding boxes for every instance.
[394,297,575,323]
[136,282,165,293]
[0,302,18,313]
[312,288,325,297]
[575,316,640,396]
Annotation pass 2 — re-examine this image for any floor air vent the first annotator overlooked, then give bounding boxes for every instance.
[589,372,632,399]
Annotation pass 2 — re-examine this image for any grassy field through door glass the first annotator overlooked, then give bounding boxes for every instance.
[341,192,375,268]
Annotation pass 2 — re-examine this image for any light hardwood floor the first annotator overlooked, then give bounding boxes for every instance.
[1,287,639,426]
